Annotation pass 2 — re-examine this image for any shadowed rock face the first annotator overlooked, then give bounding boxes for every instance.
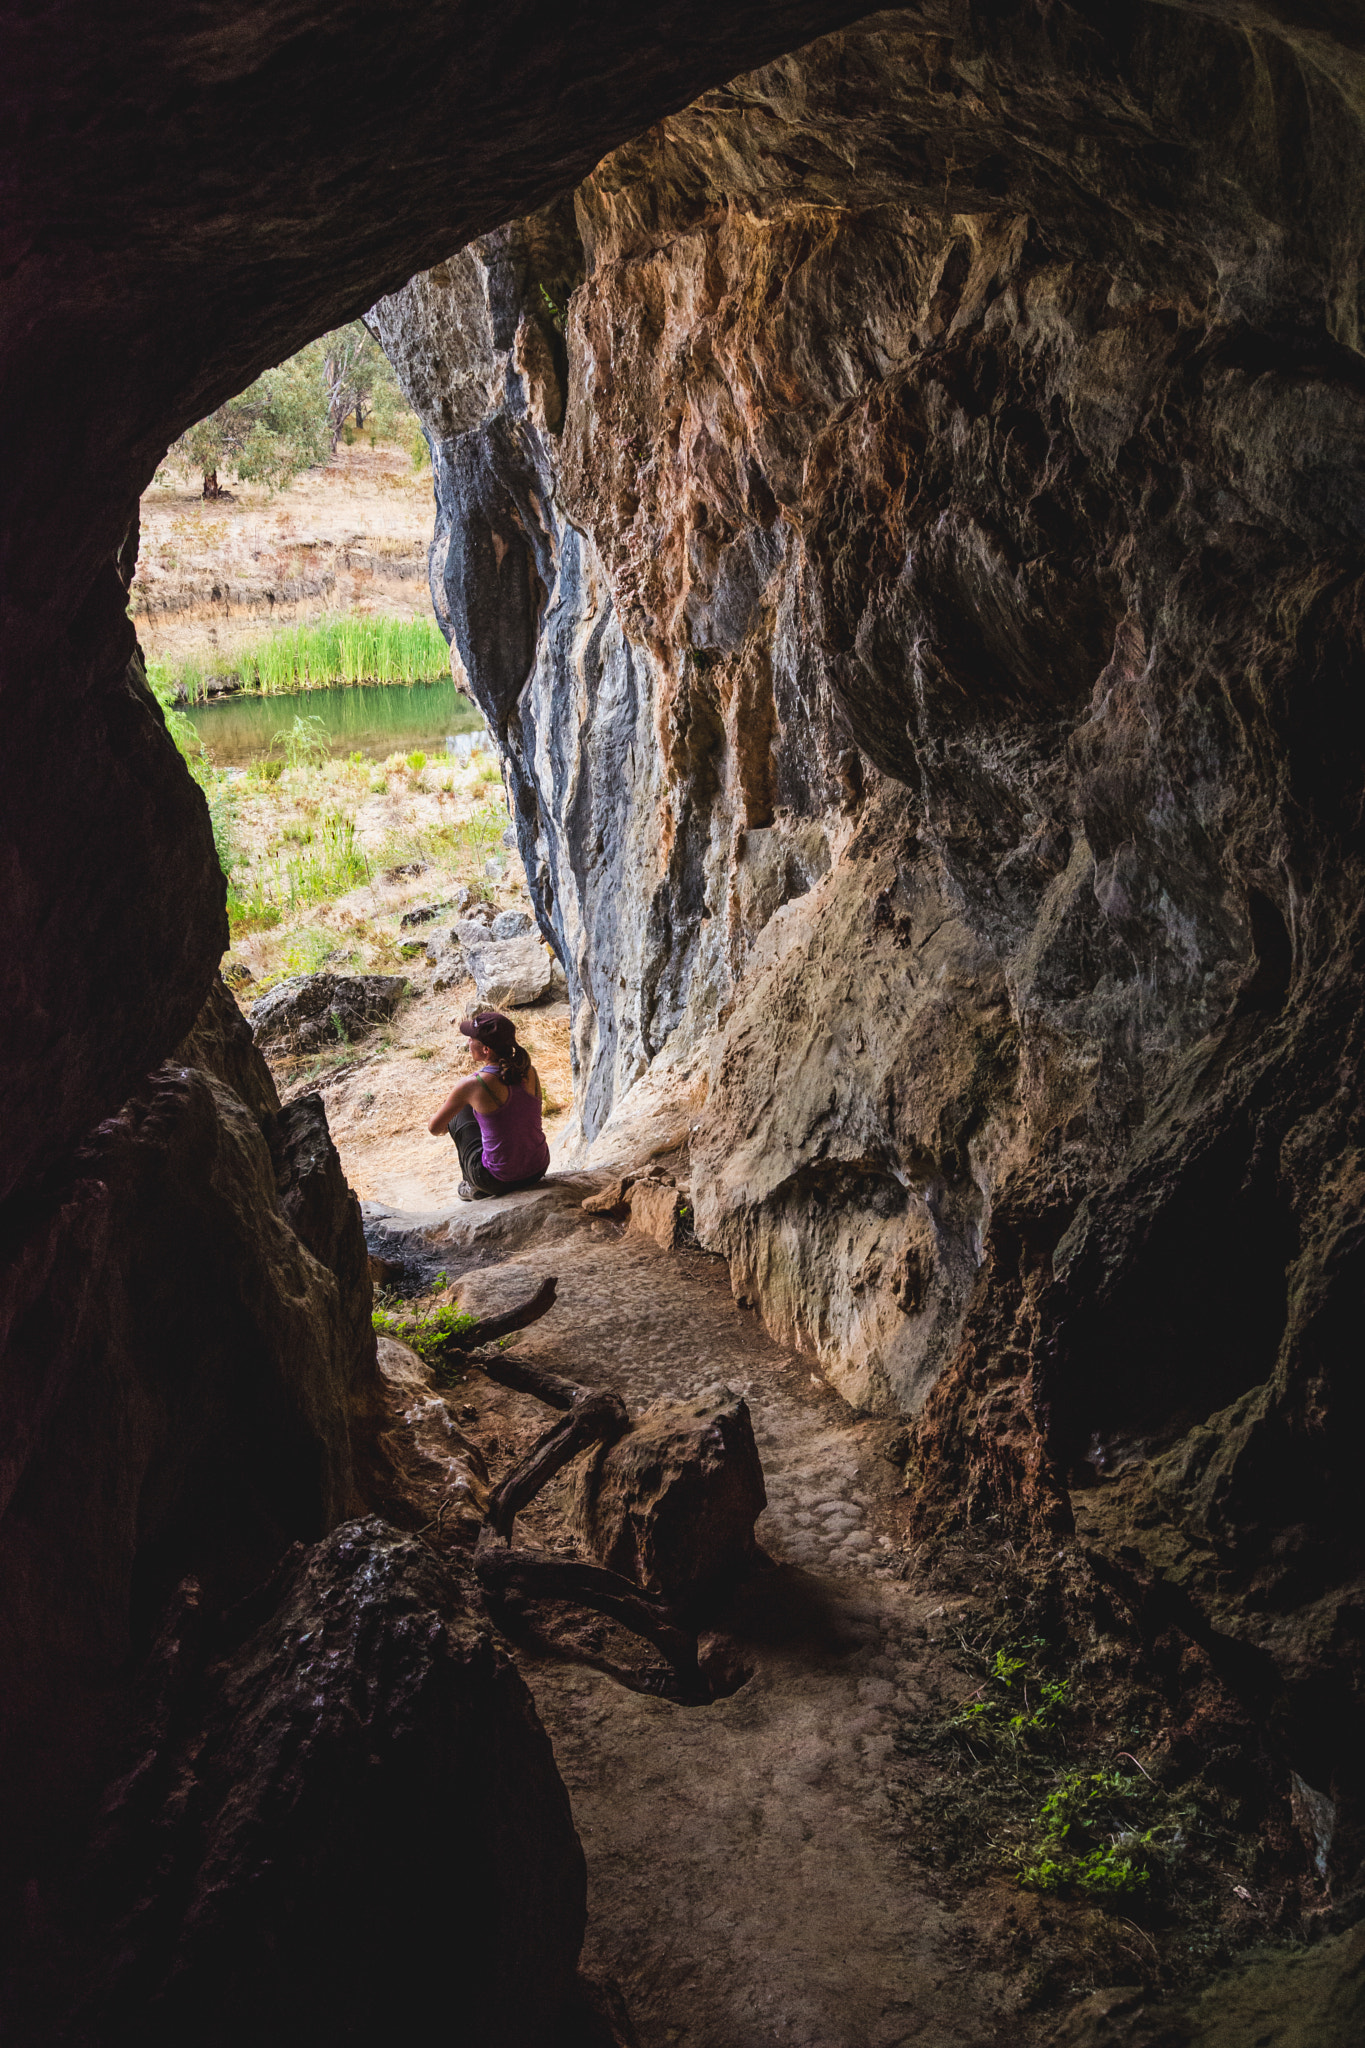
[373,4,1365,1866]
[0,0,871,1208]
[12,1523,585,2048]
[8,0,1365,2004]
[0,991,383,1925]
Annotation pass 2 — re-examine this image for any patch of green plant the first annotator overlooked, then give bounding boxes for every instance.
[371,1300,478,1379]
[944,1644,1071,1755]
[406,749,427,772]
[1016,1769,1162,1900]
[282,926,335,975]
[274,712,330,775]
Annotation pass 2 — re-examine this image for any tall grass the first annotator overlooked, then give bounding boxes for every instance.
[227,810,371,937]
[233,617,449,696]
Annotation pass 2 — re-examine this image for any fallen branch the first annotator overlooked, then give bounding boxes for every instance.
[455,1317,711,1700]
[474,1527,707,1703]
[485,1391,629,1541]
[431,1276,559,1360]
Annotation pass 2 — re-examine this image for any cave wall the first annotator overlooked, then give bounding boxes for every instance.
[0,0,894,1966]
[375,4,1365,1547]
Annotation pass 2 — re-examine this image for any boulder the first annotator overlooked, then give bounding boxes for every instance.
[0,1054,380,1919]
[249,973,406,1055]
[463,931,552,1009]
[568,1387,767,1615]
[21,1521,585,2048]
[491,908,534,940]
[172,972,281,1124]
[375,1335,489,1530]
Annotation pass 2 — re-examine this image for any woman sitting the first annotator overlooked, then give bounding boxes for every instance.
[428,1009,550,1200]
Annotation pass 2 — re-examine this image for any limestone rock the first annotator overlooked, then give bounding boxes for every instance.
[626,1175,683,1250]
[462,931,552,1010]
[171,971,281,1125]
[21,1522,585,2047]
[249,973,406,1055]
[491,908,534,939]
[568,1389,766,1614]
[375,1335,489,1530]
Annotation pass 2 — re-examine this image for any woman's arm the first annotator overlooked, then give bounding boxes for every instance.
[428,1069,500,1135]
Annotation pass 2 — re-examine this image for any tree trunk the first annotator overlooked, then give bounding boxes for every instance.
[202,469,219,499]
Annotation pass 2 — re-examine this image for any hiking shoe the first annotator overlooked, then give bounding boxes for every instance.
[457,1180,475,1200]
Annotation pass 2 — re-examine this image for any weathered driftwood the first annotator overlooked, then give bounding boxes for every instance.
[448,1286,710,1701]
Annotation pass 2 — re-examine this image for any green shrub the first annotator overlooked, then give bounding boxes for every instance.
[274,712,330,775]
[406,749,427,772]
[372,1301,479,1378]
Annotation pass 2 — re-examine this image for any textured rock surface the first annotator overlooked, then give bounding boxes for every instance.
[2,0,867,1204]
[0,1002,379,1933]
[372,0,1365,1890]
[377,9,1365,1478]
[569,1390,766,1614]
[14,1521,585,2048]
[249,972,407,1054]
[375,1334,490,1532]
[463,930,554,1009]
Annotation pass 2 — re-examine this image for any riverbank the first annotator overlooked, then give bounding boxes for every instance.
[132,432,436,694]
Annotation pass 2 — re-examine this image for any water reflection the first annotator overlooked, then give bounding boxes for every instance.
[186,678,486,764]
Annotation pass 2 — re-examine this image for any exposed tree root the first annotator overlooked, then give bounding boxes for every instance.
[451,1287,712,1702]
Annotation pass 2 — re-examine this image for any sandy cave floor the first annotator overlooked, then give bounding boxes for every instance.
[355,1182,1048,2048]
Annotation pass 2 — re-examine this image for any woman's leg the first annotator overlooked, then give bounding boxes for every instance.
[450,1105,503,1197]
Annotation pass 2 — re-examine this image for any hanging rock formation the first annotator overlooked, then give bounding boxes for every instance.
[370,0,1365,1882]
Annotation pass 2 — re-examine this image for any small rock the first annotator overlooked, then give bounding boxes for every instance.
[490,909,533,940]
[399,902,448,928]
[626,1175,684,1249]
[581,1177,631,1215]
[501,826,517,849]
[484,856,505,882]
[249,973,407,1054]
[220,955,255,990]
[568,1390,767,1616]
[381,859,429,883]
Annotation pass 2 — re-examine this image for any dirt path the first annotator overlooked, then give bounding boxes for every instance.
[366,1188,1014,2047]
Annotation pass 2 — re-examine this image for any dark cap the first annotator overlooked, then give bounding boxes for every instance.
[459,1009,516,1054]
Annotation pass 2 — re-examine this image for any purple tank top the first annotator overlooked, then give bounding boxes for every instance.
[474,1076,550,1183]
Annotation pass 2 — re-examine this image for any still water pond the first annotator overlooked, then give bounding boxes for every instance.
[186,678,486,764]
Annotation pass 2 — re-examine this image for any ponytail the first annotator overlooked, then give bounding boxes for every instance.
[497,1042,531,1086]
